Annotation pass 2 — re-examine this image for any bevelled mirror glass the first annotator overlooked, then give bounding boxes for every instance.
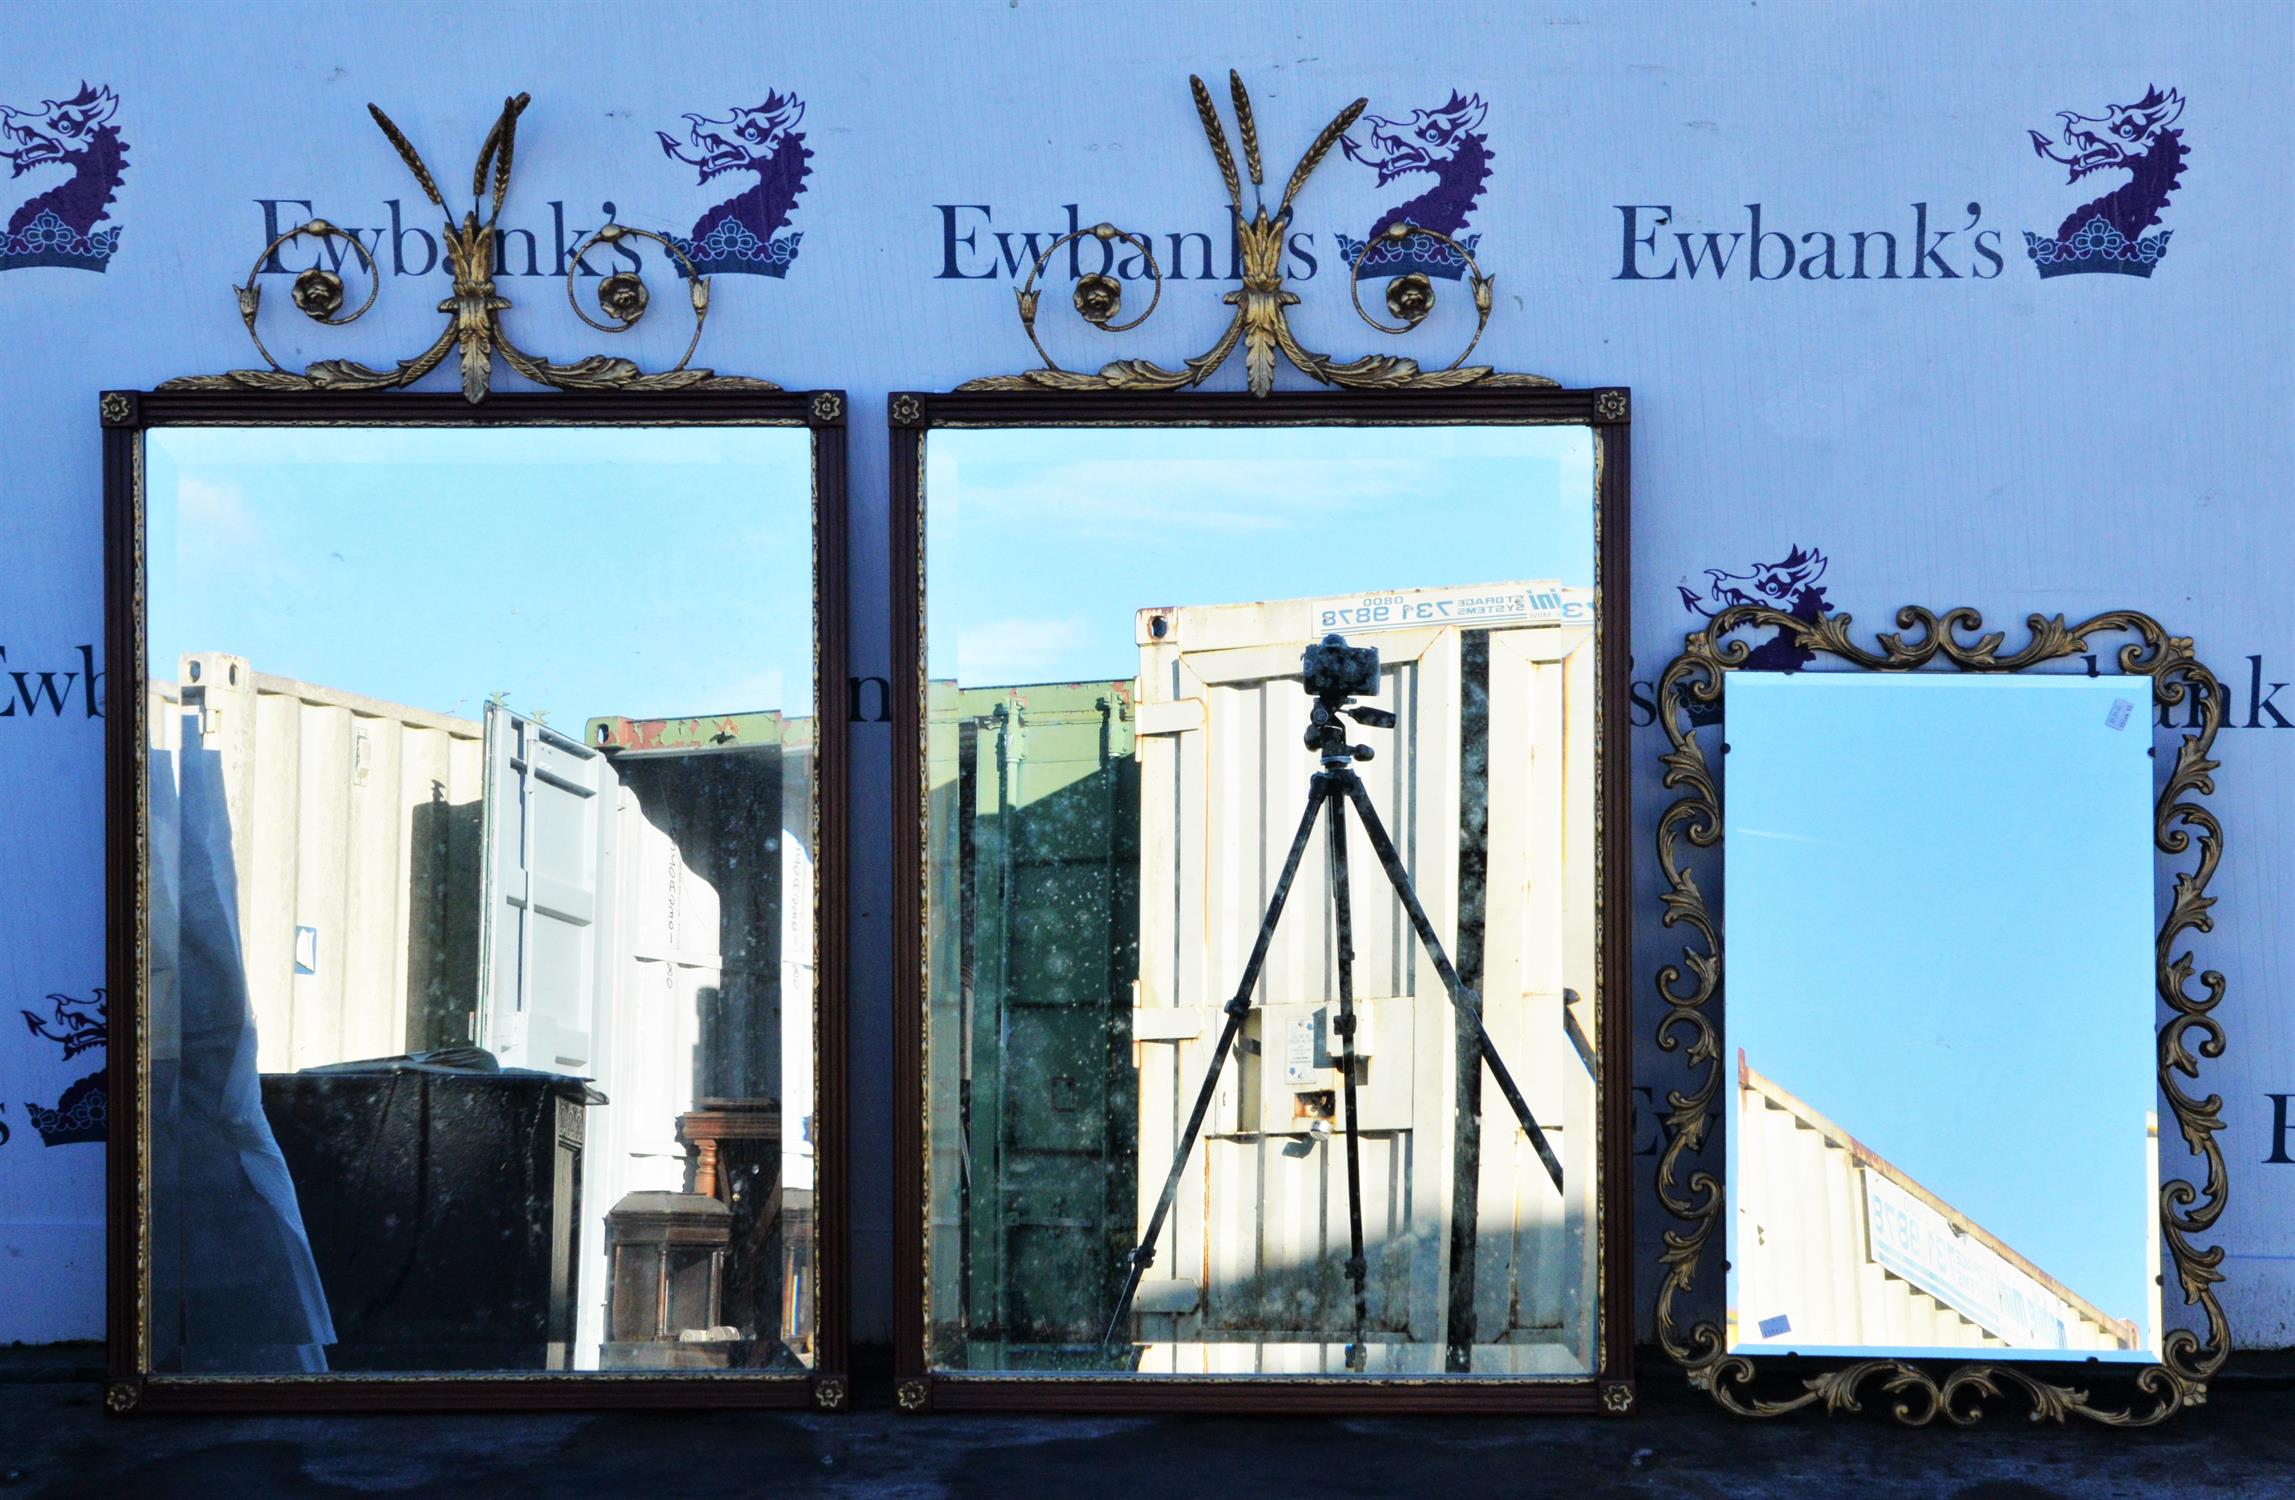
[893,392,1633,1412]
[1650,609,2230,1427]
[107,394,848,1409]
[1725,675,2158,1364]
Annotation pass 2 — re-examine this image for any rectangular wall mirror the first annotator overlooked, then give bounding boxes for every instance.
[891,390,1633,1413]
[1727,675,2158,1364]
[1651,610,2230,1427]
[104,391,848,1411]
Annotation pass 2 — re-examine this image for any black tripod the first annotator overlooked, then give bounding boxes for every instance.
[1103,635,1564,1371]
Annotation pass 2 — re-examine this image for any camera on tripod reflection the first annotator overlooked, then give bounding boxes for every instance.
[1301,633,1381,701]
[1301,635,1397,764]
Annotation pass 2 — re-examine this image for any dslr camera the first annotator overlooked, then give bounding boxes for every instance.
[1301,633,1380,701]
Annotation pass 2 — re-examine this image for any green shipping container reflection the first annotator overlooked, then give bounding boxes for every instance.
[928,680,1140,1369]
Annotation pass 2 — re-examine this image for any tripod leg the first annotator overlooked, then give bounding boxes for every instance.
[1339,773,1566,1195]
[1101,780,1331,1354]
[1323,790,1372,1372]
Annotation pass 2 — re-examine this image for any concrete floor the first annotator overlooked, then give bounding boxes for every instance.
[6,1347,2291,1499]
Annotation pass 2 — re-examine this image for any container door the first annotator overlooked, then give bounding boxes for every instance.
[930,684,1138,1367]
[1132,587,1591,1374]
[478,703,617,1074]
[964,686,1139,1365]
[1467,623,1597,1371]
[1135,601,1463,1371]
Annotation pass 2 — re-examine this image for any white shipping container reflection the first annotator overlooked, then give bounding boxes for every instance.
[152,655,487,1071]
[480,706,817,1369]
[1128,582,1599,1375]
[146,658,815,1370]
[1730,1057,2161,1359]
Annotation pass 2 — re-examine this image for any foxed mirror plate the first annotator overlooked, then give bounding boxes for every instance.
[110,398,844,1409]
[895,394,1634,1410]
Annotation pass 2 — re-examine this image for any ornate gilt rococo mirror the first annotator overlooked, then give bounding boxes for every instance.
[891,73,1634,1414]
[1652,607,2229,1427]
[103,95,850,1412]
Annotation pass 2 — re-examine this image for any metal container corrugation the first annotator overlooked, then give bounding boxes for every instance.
[152,654,485,1072]
[927,680,1139,1368]
[1131,584,1598,1375]
[1732,1057,2148,1357]
[148,663,815,1369]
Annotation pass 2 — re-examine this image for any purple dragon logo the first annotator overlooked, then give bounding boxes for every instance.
[18,989,107,1147]
[1,82,126,272]
[1335,91,1492,281]
[1677,547,1831,725]
[657,90,811,278]
[2024,86,2186,278]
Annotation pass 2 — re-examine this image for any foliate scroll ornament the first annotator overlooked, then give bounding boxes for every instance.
[1651,605,2228,1427]
[959,71,1555,397]
[161,94,779,402]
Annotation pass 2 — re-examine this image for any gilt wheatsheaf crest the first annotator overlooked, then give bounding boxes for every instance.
[960,71,1553,397]
[163,94,778,401]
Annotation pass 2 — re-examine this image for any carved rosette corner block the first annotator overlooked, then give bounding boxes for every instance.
[1601,1383,1635,1415]
[958,70,1559,396]
[895,1378,929,1413]
[812,1376,848,1411]
[810,391,844,425]
[1596,389,1628,422]
[158,93,781,401]
[1651,605,2229,1428]
[889,393,923,426]
[104,1380,140,1415]
[99,391,136,426]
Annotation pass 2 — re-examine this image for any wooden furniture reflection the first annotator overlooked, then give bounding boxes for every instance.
[678,1099,810,1364]
[261,1065,594,1372]
[602,1191,734,1369]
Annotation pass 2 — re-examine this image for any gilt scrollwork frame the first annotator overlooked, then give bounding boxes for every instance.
[1651,605,2229,1427]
